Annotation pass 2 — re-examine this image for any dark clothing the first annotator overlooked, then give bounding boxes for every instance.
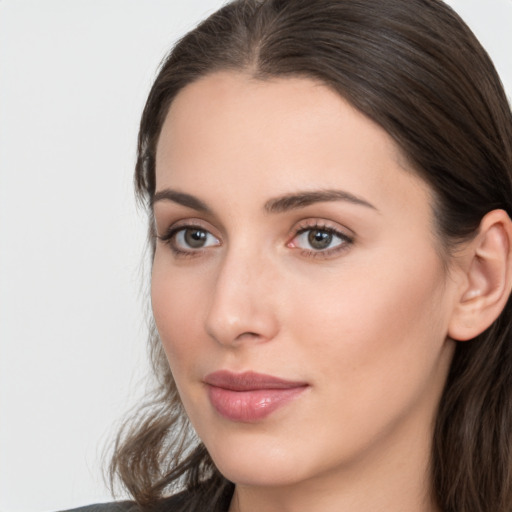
[59,503,139,512]
[59,487,232,512]
[58,491,191,512]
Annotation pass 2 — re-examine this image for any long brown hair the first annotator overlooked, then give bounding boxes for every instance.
[110,1,512,511]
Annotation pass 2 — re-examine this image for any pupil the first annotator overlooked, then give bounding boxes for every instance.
[185,229,207,248]
[308,229,332,249]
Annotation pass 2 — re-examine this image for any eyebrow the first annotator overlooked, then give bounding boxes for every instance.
[152,188,377,213]
[152,189,210,212]
[264,189,378,213]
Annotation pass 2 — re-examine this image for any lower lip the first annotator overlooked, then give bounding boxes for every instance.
[207,385,307,422]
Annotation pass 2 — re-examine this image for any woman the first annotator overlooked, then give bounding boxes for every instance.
[68,0,512,510]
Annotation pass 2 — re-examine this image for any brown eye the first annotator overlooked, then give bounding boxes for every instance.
[184,228,208,248]
[171,227,220,251]
[289,225,353,255]
[308,229,333,250]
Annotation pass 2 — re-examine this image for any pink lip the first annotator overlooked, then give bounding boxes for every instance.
[204,371,308,422]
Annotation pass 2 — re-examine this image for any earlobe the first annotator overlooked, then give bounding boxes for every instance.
[448,209,512,342]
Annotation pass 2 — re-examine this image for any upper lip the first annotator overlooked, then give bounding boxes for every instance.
[204,370,308,391]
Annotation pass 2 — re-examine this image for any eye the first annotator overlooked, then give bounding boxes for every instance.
[175,227,218,249]
[158,225,220,256]
[287,224,353,257]
[294,228,344,251]
[299,228,340,250]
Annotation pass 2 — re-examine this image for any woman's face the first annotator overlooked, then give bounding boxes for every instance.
[152,72,458,490]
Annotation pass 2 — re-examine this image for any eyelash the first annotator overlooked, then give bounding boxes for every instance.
[157,221,354,259]
[288,221,354,259]
[157,223,219,259]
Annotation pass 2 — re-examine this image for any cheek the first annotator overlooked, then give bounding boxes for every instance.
[287,246,450,403]
[270,250,452,468]
[150,254,208,369]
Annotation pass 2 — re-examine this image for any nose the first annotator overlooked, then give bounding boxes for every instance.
[205,246,280,347]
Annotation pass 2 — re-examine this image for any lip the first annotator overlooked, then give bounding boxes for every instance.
[204,371,309,422]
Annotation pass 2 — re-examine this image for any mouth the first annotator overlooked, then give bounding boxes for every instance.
[203,370,309,422]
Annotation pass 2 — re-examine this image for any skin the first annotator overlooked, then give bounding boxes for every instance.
[151,72,463,512]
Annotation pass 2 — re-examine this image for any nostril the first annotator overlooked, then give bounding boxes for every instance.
[234,331,261,341]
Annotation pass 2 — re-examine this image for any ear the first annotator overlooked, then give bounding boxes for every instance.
[448,209,512,341]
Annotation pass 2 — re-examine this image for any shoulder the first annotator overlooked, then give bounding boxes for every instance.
[58,493,188,512]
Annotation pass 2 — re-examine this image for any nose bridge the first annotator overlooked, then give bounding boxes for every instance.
[205,238,278,346]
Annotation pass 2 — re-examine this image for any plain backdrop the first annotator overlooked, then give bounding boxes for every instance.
[0,1,511,511]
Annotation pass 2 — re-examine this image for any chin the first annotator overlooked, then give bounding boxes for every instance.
[214,457,306,488]
[202,431,315,488]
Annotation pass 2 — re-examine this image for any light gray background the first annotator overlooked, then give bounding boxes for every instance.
[0,1,511,511]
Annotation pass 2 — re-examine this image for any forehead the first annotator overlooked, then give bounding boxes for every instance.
[155,71,429,216]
